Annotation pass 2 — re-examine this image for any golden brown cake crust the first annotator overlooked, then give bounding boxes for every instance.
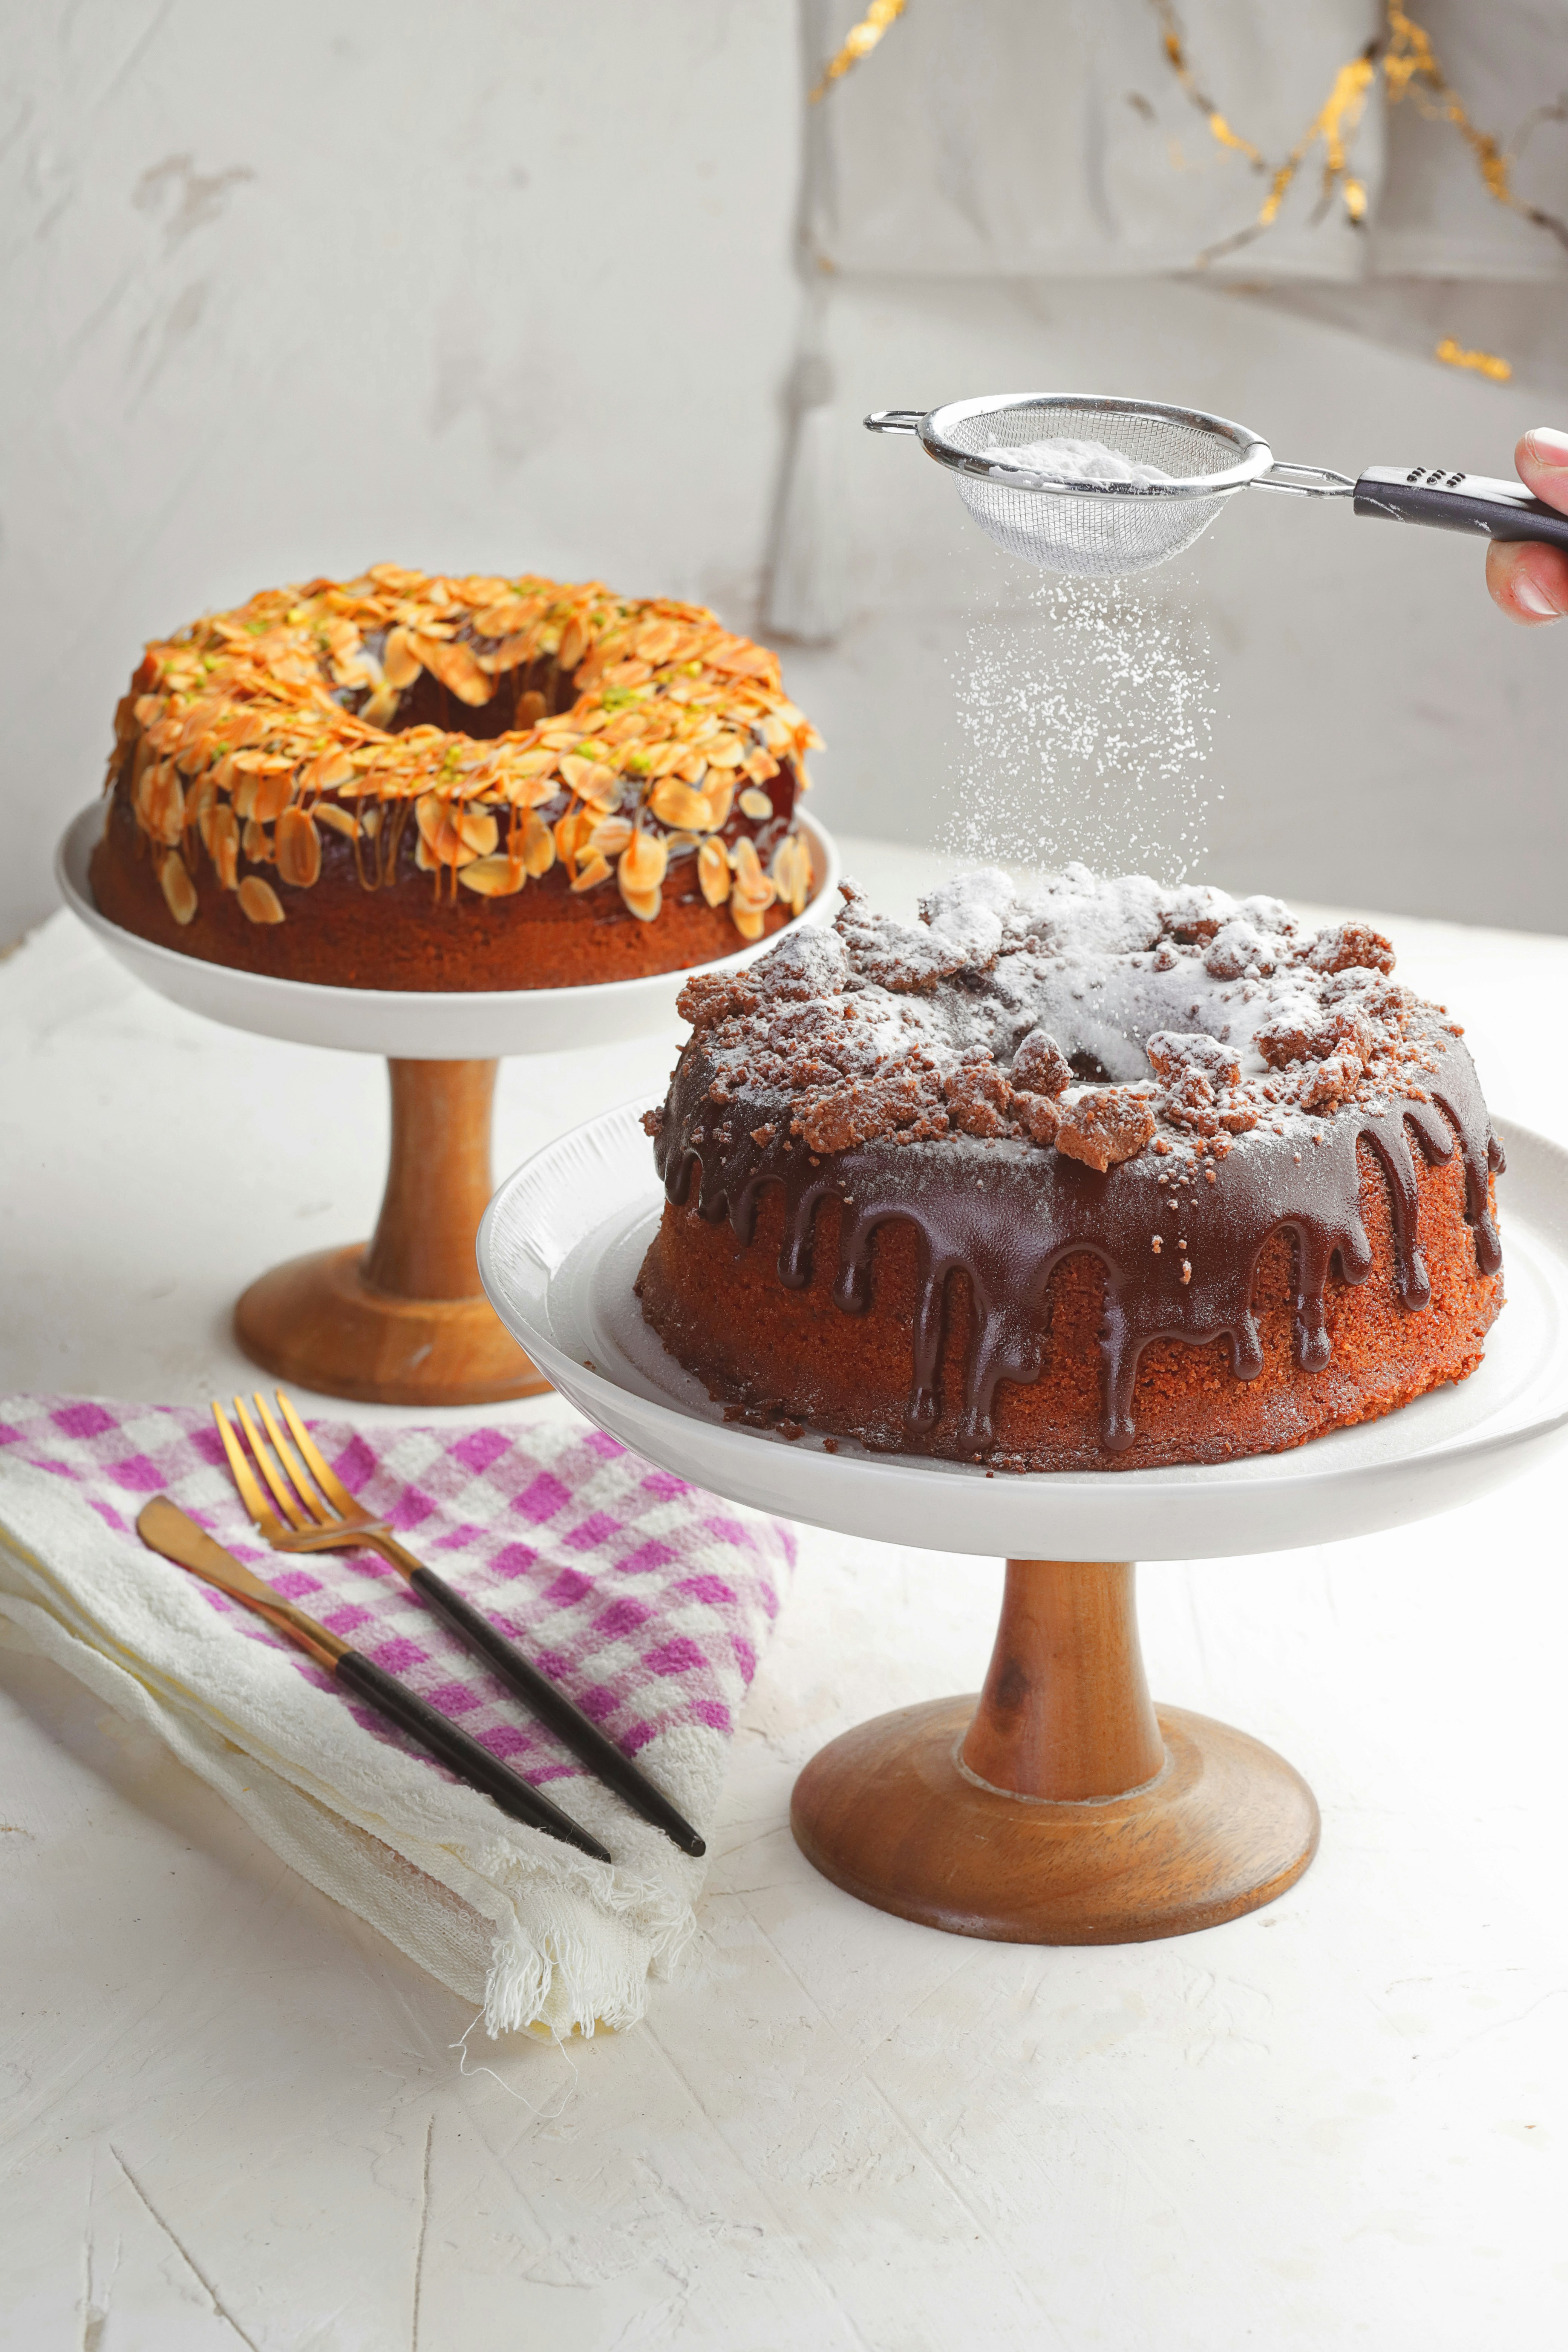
[90,567,821,991]
[635,867,1505,1471]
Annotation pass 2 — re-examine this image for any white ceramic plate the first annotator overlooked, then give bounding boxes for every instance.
[55,802,840,1059]
[479,1104,1568,1562]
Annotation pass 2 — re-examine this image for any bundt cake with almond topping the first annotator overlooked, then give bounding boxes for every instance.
[90,567,823,990]
[635,867,1505,1471]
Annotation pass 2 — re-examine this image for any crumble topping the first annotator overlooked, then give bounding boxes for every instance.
[672,864,1434,1169]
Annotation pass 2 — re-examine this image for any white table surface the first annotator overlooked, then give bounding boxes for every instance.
[2,838,1566,2351]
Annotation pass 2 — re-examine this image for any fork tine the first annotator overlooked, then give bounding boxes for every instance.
[254,1391,334,1526]
[276,1390,360,1518]
[211,1400,284,1533]
[234,1395,312,1532]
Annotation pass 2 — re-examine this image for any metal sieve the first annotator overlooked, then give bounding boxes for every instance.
[867,394,1568,579]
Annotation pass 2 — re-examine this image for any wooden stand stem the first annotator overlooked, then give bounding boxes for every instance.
[362,1059,499,1302]
[790,1557,1319,1945]
[961,1560,1165,1801]
[234,1057,548,1408]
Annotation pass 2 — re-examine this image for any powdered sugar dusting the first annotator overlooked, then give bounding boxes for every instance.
[943,573,1217,882]
[982,436,1176,485]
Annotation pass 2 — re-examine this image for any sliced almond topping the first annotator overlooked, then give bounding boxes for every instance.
[314,802,360,841]
[743,747,781,784]
[738,785,773,821]
[570,852,612,893]
[730,900,766,942]
[410,633,493,707]
[730,837,766,894]
[559,754,618,804]
[493,770,548,811]
[159,851,198,925]
[620,881,662,924]
[619,831,668,896]
[302,748,356,795]
[698,837,731,908]
[251,769,295,824]
[237,875,285,924]
[242,817,272,864]
[208,805,240,888]
[771,831,812,917]
[382,627,423,689]
[554,808,591,866]
[458,855,528,897]
[274,805,322,888]
[557,617,588,675]
[633,620,681,664]
[521,810,556,876]
[456,807,499,856]
[704,732,746,768]
[149,762,188,845]
[479,632,534,674]
[473,599,542,639]
[702,777,735,832]
[588,815,634,856]
[647,777,710,831]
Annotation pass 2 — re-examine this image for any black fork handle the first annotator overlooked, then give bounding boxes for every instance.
[334,1649,611,1862]
[405,1565,706,1859]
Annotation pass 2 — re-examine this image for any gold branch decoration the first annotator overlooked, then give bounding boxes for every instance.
[1151,0,1266,170]
[810,0,908,105]
[1148,0,1568,276]
[1435,338,1513,383]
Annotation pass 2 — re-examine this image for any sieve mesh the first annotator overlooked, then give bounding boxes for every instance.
[938,400,1259,577]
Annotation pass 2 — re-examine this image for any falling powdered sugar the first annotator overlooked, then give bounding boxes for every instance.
[943,569,1218,883]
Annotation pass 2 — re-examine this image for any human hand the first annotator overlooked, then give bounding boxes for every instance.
[1486,427,1568,623]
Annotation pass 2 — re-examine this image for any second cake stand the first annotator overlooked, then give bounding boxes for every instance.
[477,1101,1568,1942]
[57,804,839,1409]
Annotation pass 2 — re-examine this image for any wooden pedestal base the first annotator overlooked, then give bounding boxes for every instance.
[790,1560,1319,1944]
[235,1058,548,1408]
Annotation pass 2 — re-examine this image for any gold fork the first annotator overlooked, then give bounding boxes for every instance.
[213,1391,706,1856]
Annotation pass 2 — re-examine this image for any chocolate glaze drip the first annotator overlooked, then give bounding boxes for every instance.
[653,1035,1503,1457]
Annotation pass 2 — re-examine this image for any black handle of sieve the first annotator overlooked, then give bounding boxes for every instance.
[1353,466,1568,551]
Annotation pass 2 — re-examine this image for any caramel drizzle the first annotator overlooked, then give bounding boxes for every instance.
[655,1043,1502,1455]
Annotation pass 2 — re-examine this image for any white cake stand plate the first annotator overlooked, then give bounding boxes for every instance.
[478,1101,1568,1943]
[57,803,839,1406]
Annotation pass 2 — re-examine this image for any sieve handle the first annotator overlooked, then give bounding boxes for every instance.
[865,410,926,435]
[1352,464,1568,550]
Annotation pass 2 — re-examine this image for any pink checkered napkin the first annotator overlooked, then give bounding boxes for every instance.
[0,1397,795,1792]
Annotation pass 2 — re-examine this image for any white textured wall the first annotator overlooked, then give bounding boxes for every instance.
[4,2,1564,947]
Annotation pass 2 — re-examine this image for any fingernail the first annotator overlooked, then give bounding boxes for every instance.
[1522,426,1568,467]
[1514,574,1562,618]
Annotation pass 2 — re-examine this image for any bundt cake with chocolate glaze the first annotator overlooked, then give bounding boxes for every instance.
[90,567,822,989]
[635,867,1505,1471]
